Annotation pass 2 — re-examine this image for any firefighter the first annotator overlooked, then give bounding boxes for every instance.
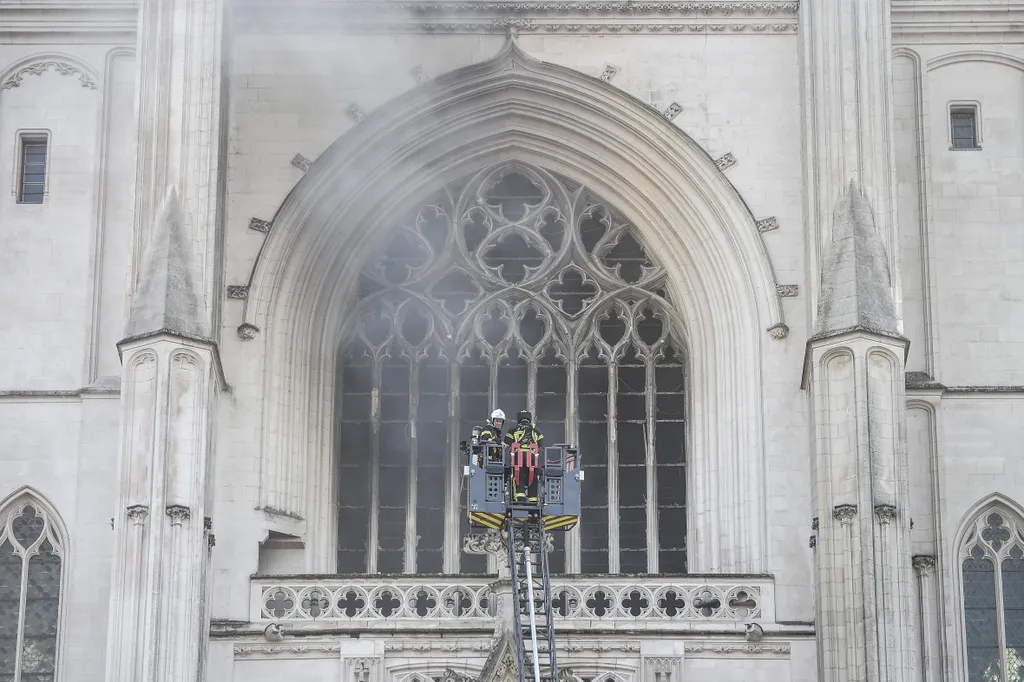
[478,409,506,463]
[504,410,544,504]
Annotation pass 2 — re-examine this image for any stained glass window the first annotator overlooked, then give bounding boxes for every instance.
[0,500,63,682]
[961,509,1024,682]
[336,162,687,575]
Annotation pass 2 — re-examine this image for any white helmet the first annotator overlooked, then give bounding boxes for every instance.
[491,409,506,421]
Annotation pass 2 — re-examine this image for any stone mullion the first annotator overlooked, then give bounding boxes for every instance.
[645,356,658,574]
[607,360,619,574]
[565,358,580,574]
[994,549,1009,677]
[443,361,461,573]
[367,357,382,574]
[13,547,29,682]
[912,556,938,682]
[405,359,420,574]
[486,356,499,576]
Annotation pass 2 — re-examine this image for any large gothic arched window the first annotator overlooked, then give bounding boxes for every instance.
[960,507,1024,682]
[0,496,64,682]
[336,163,686,575]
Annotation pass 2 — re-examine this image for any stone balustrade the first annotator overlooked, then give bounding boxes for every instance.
[251,575,774,627]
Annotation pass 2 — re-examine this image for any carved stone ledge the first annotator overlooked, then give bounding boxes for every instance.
[166,504,192,526]
[126,504,149,526]
[291,153,313,172]
[766,323,789,340]
[776,284,798,298]
[238,323,260,340]
[714,152,737,171]
[663,102,682,120]
[2,60,97,90]
[874,504,897,525]
[227,285,249,300]
[346,103,367,123]
[303,20,798,34]
[599,63,619,82]
[912,555,936,576]
[833,504,857,525]
[410,65,429,84]
[756,216,779,233]
[249,217,272,234]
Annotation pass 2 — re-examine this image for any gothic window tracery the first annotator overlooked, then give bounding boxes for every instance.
[960,507,1024,682]
[337,162,687,575]
[0,498,64,682]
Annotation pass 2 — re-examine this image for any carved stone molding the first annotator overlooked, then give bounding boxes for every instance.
[238,323,260,340]
[684,643,791,656]
[166,504,191,526]
[249,217,272,234]
[755,216,779,233]
[291,153,313,172]
[227,285,249,300]
[766,323,788,340]
[348,656,379,682]
[599,63,619,82]
[811,517,819,531]
[912,554,936,576]
[776,284,798,297]
[204,516,212,530]
[234,643,342,659]
[809,535,816,549]
[663,102,682,120]
[1,60,97,90]
[126,505,149,526]
[874,504,897,525]
[643,655,681,682]
[235,1,802,33]
[714,152,737,171]
[833,504,857,525]
[346,103,367,123]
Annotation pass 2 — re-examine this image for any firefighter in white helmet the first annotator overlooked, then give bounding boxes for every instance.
[479,409,506,444]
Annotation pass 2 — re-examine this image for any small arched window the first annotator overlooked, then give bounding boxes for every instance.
[336,162,687,575]
[960,506,1024,682]
[0,494,65,682]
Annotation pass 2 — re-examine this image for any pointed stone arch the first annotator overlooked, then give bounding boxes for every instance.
[241,37,781,573]
[949,493,1024,682]
[0,486,71,682]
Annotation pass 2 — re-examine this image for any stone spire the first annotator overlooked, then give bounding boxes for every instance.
[813,181,900,339]
[123,186,210,341]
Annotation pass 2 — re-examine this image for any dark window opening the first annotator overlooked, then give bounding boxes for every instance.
[18,136,47,204]
[951,108,979,150]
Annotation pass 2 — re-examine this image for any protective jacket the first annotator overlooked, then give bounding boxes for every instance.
[504,423,544,489]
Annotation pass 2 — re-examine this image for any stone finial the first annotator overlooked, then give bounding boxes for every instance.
[123,186,210,341]
[814,181,899,338]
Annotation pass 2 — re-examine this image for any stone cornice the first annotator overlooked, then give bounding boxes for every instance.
[0,1,137,42]
[233,0,799,33]
[892,0,1024,42]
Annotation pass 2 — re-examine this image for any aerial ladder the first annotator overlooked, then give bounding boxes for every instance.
[464,432,583,682]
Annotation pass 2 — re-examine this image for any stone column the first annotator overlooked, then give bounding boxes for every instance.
[800,0,902,326]
[106,1,226,677]
[912,555,940,682]
[130,0,227,328]
[803,183,917,682]
[104,190,223,682]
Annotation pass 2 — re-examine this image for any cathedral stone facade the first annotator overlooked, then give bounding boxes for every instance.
[0,2,1022,681]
